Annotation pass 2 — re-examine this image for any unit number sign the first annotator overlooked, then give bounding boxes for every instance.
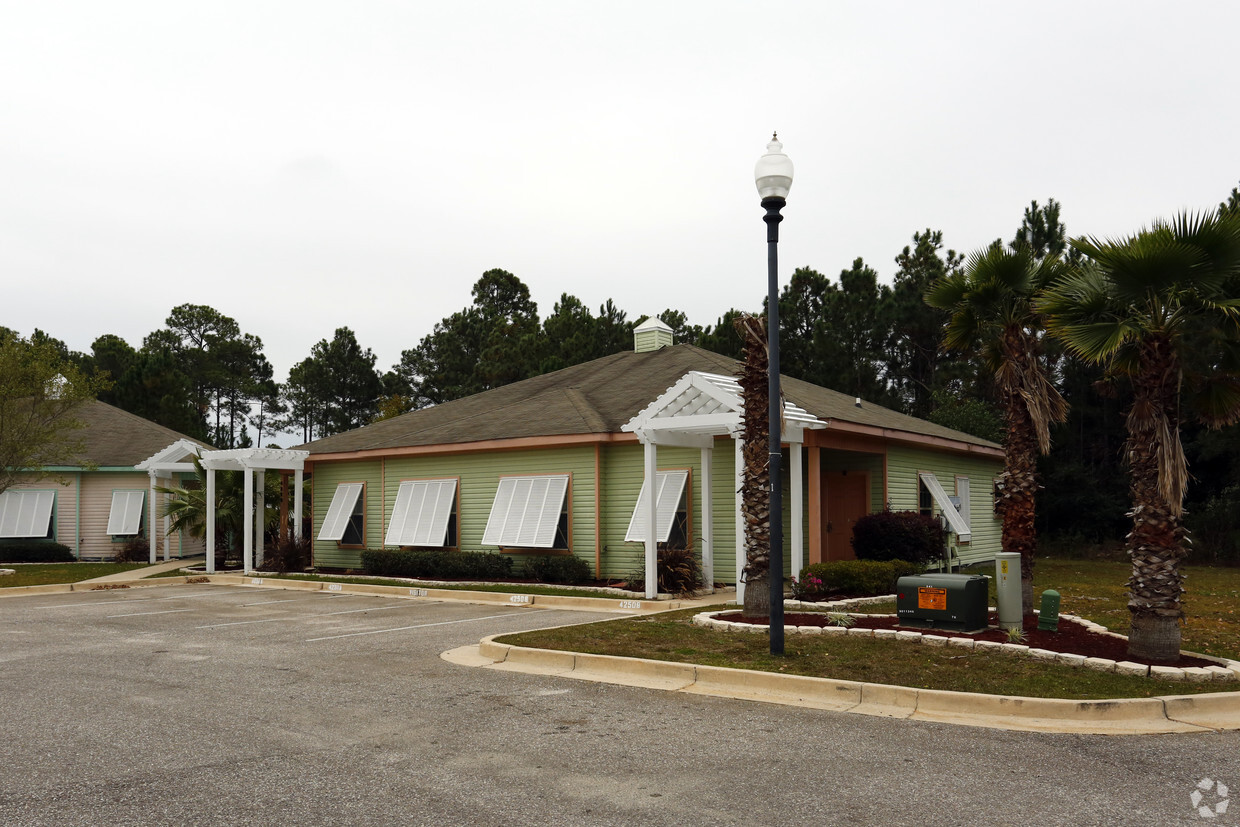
[917,586,947,611]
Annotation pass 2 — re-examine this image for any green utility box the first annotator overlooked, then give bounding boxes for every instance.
[896,573,989,633]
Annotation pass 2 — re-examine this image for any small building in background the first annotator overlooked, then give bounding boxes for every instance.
[0,401,211,560]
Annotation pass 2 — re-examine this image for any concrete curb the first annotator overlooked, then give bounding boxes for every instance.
[207,574,710,614]
[1,573,725,615]
[455,636,1240,735]
[695,609,1240,682]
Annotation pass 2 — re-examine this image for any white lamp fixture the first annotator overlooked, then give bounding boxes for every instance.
[754,132,794,201]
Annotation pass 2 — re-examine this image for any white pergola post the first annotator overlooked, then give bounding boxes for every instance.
[255,470,266,570]
[293,468,304,541]
[791,442,804,580]
[643,440,658,600]
[163,508,170,561]
[243,469,254,573]
[147,470,158,564]
[734,434,745,605]
[206,468,216,574]
[700,444,713,589]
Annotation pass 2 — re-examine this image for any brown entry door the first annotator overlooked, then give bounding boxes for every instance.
[825,471,869,560]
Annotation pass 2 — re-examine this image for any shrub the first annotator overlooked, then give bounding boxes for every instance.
[0,541,75,563]
[112,539,150,563]
[360,548,514,580]
[625,547,702,597]
[261,535,312,573]
[798,559,924,598]
[851,510,947,566]
[521,554,593,585]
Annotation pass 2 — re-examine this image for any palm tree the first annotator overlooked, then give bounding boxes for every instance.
[926,244,1068,613]
[733,313,773,619]
[1038,211,1240,662]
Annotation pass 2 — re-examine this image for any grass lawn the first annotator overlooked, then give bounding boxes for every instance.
[499,555,1240,700]
[0,563,152,588]
[1034,557,1240,662]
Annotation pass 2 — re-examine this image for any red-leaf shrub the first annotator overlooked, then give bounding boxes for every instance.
[851,510,947,566]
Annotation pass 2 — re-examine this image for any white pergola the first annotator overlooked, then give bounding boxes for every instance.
[199,448,308,574]
[622,371,825,600]
[135,439,205,564]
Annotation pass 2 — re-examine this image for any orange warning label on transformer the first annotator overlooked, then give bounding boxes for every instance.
[918,586,947,611]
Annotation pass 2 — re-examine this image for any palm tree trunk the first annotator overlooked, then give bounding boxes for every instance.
[997,412,1038,615]
[734,315,772,619]
[1125,336,1187,663]
[996,328,1046,615]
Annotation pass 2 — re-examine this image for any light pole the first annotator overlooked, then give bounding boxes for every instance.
[755,133,793,656]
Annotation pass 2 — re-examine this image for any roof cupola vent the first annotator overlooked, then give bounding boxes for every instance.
[634,316,674,353]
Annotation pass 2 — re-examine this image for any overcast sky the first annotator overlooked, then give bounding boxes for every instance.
[4,1,1239,391]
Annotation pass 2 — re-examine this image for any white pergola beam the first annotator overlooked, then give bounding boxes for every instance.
[791,445,803,580]
[701,444,713,587]
[643,441,658,600]
[206,468,216,574]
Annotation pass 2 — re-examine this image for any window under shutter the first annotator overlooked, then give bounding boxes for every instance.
[918,472,971,543]
[106,491,146,536]
[385,479,457,547]
[482,475,569,548]
[318,483,364,542]
[624,470,689,543]
[0,490,55,538]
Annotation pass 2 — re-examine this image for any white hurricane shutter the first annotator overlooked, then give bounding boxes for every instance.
[318,483,364,541]
[482,475,569,548]
[957,477,971,533]
[106,491,146,535]
[0,490,55,538]
[624,470,689,542]
[385,479,457,547]
[919,472,971,543]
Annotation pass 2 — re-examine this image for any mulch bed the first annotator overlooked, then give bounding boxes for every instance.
[718,610,1218,669]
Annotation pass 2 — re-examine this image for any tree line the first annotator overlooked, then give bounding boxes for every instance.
[8,184,1240,565]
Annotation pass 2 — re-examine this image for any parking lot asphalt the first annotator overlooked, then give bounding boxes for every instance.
[3,582,1239,826]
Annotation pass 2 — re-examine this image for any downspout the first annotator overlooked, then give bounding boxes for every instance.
[594,442,602,578]
[74,471,82,560]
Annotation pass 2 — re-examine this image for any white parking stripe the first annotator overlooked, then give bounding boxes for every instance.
[106,609,196,618]
[305,610,550,642]
[197,617,285,629]
[320,605,408,617]
[196,603,411,629]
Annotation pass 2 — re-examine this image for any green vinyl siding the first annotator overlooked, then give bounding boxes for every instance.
[310,461,383,569]
[885,445,1003,566]
[599,440,805,586]
[312,446,597,572]
[385,446,596,562]
[599,443,715,581]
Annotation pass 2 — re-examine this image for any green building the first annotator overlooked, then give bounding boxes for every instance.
[299,319,1002,599]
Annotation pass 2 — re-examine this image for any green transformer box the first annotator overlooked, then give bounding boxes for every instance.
[896,573,989,633]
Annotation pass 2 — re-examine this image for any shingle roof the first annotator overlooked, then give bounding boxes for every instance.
[65,401,211,468]
[298,344,1000,455]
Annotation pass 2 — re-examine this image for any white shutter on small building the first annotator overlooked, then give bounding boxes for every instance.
[385,479,457,547]
[482,475,569,548]
[624,470,689,543]
[919,472,971,543]
[0,490,55,538]
[106,490,146,536]
[318,483,364,542]
[956,477,971,533]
